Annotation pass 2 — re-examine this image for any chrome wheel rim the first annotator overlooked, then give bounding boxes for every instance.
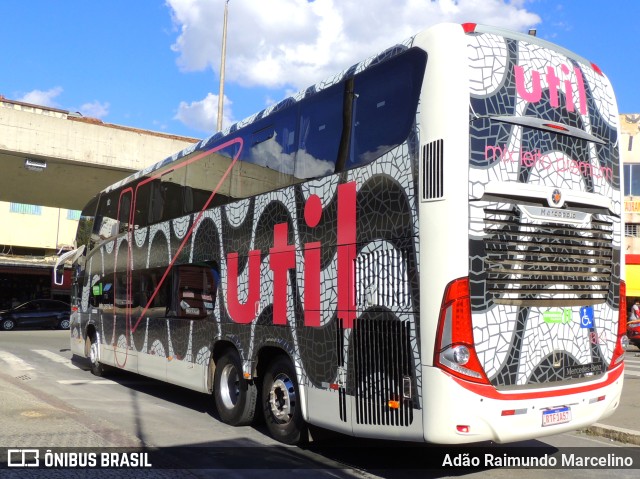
[220,363,240,410]
[269,373,296,424]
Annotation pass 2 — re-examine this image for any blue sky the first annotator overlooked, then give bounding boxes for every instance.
[1,0,637,140]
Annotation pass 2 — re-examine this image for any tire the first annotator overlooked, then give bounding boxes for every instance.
[1,318,16,331]
[261,356,306,445]
[87,334,106,377]
[58,317,70,330]
[213,349,257,426]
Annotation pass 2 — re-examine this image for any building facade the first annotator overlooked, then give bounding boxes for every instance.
[0,202,80,307]
[0,97,198,309]
[622,114,640,305]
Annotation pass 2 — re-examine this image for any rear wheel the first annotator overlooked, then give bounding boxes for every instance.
[87,334,106,377]
[1,319,16,331]
[262,356,306,445]
[213,349,257,426]
[58,317,70,330]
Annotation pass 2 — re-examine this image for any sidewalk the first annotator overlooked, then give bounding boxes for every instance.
[582,348,640,446]
[0,371,143,448]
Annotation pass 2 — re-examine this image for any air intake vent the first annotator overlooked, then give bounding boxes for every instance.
[355,248,411,309]
[483,207,613,307]
[352,317,414,426]
[423,139,444,200]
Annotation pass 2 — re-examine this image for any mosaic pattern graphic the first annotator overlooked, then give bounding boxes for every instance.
[75,36,423,424]
[467,33,621,387]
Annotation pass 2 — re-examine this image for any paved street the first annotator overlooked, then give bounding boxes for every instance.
[0,330,638,478]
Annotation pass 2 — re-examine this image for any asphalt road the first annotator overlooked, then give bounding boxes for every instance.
[0,329,638,478]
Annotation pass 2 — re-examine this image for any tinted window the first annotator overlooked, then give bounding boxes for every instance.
[77,195,98,252]
[137,268,169,318]
[172,265,217,319]
[348,48,426,169]
[183,148,235,213]
[230,109,299,198]
[93,191,119,242]
[295,83,343,179]
[118,192,132,234]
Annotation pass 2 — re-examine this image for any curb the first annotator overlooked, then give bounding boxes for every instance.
[582,423,640,446]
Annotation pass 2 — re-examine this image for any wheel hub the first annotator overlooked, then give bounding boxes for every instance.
[269,374,295,424]
[220,363,240,409]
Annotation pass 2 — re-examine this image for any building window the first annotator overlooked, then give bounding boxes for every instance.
[626,223,640,237]
[9,203,42,215]
[630,135,634,152]
[66,210,81,220]
[624,164,640,196]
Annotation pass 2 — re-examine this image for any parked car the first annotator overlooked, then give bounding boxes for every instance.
[0,299,71,331]
[628,319,640,349]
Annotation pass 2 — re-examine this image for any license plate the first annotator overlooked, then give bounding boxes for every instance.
[542,406,571,427]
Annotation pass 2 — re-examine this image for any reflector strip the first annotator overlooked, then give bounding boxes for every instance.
[501,408,528,416]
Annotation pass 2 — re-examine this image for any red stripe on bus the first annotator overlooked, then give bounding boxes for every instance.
[450,363,623,400]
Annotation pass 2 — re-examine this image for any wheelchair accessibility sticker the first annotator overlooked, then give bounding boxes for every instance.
[579,306,594,328]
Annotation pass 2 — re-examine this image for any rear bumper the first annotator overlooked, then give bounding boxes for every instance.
[422,364,624,444]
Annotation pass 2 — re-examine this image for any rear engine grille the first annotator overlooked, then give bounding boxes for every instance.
[352,317,414,426]
[422,139,444,200]
[483,207,613,307]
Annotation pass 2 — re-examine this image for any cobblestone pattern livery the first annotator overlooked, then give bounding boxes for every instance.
[74,38,424,414]
[466,33,621,387]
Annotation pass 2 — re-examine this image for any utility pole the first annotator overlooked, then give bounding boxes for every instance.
[217,0,229,132]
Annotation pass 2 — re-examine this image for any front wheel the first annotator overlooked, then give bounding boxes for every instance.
[1,318,16,331]
[87,334,106,377]
[213,349,257,426]
[261,356,306,445]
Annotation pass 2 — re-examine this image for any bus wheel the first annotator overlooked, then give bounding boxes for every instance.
[213,349,257,426]
[87,334,105,377]
[262,356,306,445]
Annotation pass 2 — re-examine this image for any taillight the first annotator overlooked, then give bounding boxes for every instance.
[591,62,604,76]
[609,280,628,369]
[461,23,477,33]
[434,277,489,384]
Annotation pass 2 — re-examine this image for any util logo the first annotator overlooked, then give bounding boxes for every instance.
[226,181,357,329]
[514,64,587,115]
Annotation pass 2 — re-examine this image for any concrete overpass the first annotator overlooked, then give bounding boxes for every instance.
[0,96,199,211]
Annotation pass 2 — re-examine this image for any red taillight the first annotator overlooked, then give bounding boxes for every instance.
[434,277,489,384]
[591,62,603,76]
[462,23,477,33]
[71,305,78,312]
[609,280,627,370]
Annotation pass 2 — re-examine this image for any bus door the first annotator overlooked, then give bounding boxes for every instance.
[113,188,138,373]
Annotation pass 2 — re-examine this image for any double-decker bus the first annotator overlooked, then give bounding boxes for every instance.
[60,22,626,445]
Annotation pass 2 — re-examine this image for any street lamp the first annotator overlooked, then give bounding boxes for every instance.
[217,0,229,132]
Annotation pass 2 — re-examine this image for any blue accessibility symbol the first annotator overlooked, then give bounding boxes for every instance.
[579,306,594,328]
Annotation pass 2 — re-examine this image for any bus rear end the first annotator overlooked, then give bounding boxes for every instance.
[420,23,625,443]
